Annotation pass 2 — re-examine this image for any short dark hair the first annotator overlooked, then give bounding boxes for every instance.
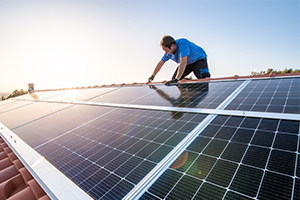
[160,35,175,48]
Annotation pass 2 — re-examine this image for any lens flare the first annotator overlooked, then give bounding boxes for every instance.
[170,150,188,169]
[67,90,74,101]
[116,110,142,142]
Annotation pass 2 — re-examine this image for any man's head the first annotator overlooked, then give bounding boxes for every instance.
[160,35,176,54]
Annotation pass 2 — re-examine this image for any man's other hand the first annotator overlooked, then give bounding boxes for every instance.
[165,78,179,86]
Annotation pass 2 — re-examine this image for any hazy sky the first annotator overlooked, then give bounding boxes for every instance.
[0,0,299,92]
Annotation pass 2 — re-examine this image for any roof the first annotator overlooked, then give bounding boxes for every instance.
[33,72,300,91]
[0,73,299,200]
[0,135,50,200]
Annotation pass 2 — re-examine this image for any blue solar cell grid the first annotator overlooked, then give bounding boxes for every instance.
[144,115,300,200]
[225,77,300,114]
[12,104,207,199]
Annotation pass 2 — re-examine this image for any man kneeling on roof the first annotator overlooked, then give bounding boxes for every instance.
[148,35,210,86]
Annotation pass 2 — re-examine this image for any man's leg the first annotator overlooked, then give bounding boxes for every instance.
[172,67,193,80]
[172,59,210,80]
[171,68,178,80]
[191,59,210,79]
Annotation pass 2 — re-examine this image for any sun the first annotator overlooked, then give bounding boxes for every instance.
[33,35,87,88]
[38,48,79,78]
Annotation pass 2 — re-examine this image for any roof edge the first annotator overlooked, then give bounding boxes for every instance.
[34,73,300,92]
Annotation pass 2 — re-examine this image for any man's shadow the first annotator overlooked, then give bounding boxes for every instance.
[149,82,209,119]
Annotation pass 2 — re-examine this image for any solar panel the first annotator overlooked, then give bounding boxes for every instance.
[143,115,299,200]
[11,104,208,199]
[0,75,299,200]
[225,77,300,114]
[87,81,243,109]
[0,101,72,129]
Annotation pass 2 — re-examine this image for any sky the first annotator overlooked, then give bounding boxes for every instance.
[0,0,299,92]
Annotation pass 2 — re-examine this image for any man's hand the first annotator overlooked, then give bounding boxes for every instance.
[165,78,179,86]
[148,75,155,83]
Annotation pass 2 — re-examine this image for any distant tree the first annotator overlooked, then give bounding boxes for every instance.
[251,68,300,76]
[1,95,5,101]
[20,89,27,95]
[5,89,28,100]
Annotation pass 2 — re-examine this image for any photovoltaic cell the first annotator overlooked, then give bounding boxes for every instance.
[258,171,294,200]
[144,115,300,200]
[11,104,207,199]
[229,165,263,197]
[194,182,226,200]
[225,77,300,114]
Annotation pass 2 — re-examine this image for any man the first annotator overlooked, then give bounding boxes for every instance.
[148,35,210,86]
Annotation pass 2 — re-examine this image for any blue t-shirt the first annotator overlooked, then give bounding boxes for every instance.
[161,38,207,65]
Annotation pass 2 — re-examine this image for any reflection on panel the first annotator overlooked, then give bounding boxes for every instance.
[0,102,71,129]
[12,105,208,199]
[144,115,299,200]
[89,81,242,109]
[12,90,67,100]
[13,105,114,148]
[225,77,300,114]
[44,87,119,102]
[135,81,242,109]
[87,85,157,104]
[0,100,34,113]
[0,99,23,108]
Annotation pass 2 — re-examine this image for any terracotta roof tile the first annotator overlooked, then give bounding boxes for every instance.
[0,136,50,200]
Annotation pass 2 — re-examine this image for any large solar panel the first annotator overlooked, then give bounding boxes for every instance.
[86,81,243,109]
[0,76,299,200]
[11,104,208,199]
[142,115,299,200]
[225,77,300,114]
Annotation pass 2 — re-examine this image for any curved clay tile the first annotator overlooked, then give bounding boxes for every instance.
[0,137,50,200]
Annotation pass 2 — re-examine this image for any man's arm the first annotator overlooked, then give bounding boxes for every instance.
[175,56,187,80]
[165,56,187,86]
[152,60,165,76]
[148,60,165,82]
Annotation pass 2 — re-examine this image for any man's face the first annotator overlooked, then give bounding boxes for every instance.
[162,44,176,54]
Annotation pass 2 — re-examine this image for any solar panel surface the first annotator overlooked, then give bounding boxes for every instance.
[0,101,72,129]
[225,77,300,114]
[86,81,243,109]
[44,87,119,102]
[11,104,207,199]
[143,115,299,200]
[0,76,299,200]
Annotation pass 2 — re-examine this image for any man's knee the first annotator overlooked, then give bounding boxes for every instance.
[200,72,210,79]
